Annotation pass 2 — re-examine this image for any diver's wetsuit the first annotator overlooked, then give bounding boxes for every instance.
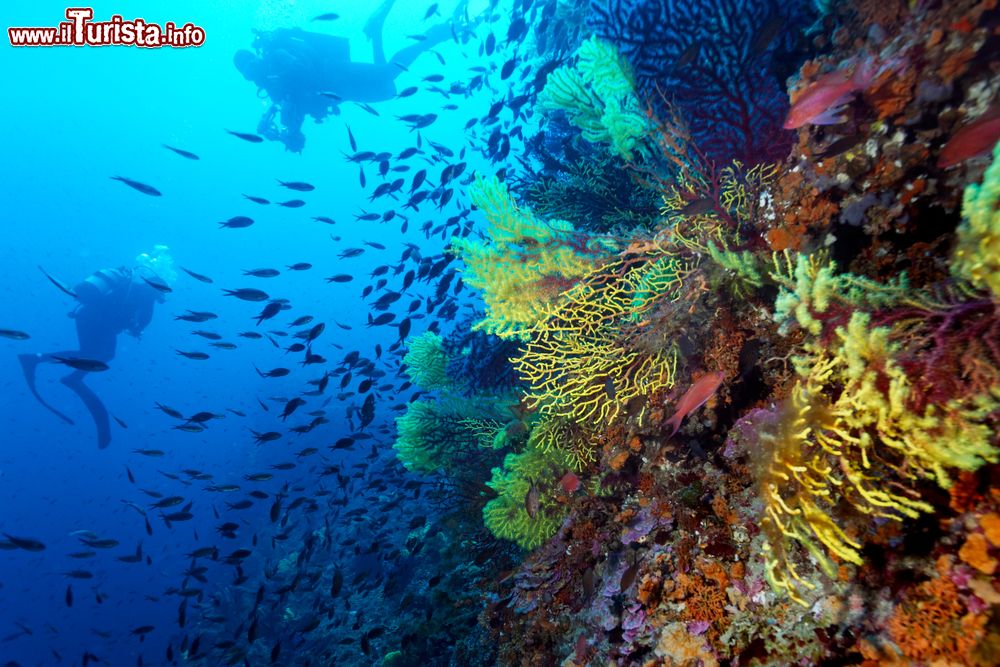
[19,267,162,449]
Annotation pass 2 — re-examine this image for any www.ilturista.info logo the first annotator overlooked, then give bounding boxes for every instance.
[8,7,206,48]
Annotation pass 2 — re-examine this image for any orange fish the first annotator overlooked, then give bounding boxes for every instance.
[938,106,1000,168]
[784,55,886,129]
[664,371,726,437]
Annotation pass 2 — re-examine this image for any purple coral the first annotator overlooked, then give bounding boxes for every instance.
[589,0,819,165]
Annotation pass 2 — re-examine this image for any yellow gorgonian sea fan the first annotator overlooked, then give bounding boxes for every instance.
[450,174,606,339]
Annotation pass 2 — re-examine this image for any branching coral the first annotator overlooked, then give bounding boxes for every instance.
[952,139,1000,298]
[760,307,999,604]
[451,175,613,339]
[538,36,653,162]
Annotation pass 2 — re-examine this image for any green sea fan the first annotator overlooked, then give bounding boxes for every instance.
[402,330,451,391]
[482,444,570,550]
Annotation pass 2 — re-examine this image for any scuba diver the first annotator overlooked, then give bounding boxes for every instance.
[233,0,474,152]
[18,246,175,449]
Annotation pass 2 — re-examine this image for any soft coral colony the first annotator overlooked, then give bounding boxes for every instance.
[394,0,1000,664]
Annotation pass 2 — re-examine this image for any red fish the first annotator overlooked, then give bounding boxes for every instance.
[784,56,886,129]
[664,371,726,437]
[559,471,581,494]
[938,106,1000,168]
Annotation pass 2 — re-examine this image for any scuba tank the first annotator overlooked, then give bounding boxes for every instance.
[73,267,132,305]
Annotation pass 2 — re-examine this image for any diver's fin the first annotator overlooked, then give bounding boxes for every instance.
[17,353,75,425]
[60,374,111,449]
[362,0,396,41]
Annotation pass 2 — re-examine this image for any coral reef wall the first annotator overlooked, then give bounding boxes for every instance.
[420,0,1000,664]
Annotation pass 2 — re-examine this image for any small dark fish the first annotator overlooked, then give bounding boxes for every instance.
[524,482,539,519]
[243,194,270,205]
[816,133,865,159]
[750,14,784,57]
[256,301,281,326]
[364,241,387,250]
[113,415,128,429]
[66,584,73,607]
[287,263,312,271]
[326,274,353,283]
[674,41,701,69]
[397,86,418,99]
[313,216,336,225]
[223,288,269,302]
[280,397,306,421]
[155,402,184,419]
[0,328,30,340]
[176,350,210,360]
[252,430,281,445]
[330,437,354,450]
[3,533,46,551]
[620,562,640,591]
[180,267,214,283]
[219,216,254,229]
[676,197,717,216]
[191,330,222,340]
[226,129,264,143]
[38,265,77,298]
[346,125,357,152]
[132,449,165,457]
[243,268,280,278]
[52,356,109,372]
[307,322,325,342]
[62,569,93,579]
[278,180,315,192]
[500,58,517,80]
[312,12,339,21]
[162,144,200,160]
[506,17,526,43]
[141,276,172,293]
[111,175,161,196]
[278,199,306,208]
[255,365,290,378]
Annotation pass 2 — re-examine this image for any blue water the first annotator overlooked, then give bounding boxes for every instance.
[1,1,493,664]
